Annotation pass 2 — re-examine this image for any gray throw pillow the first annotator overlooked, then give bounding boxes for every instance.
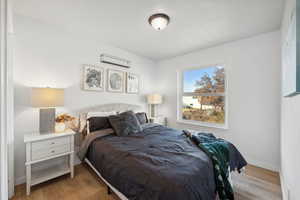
[88,117,111,132]
[108,111,142,136]
[135,112,148,124]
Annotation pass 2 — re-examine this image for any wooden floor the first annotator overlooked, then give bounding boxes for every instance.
[11,164,282,200]
[243,164,280,185]
[233,165,282,200]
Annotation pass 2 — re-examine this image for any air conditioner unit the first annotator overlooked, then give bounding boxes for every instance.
[100,54,131,68]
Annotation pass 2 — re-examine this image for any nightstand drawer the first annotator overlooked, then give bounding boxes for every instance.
[31,144,71,161]
[32,136,70,151]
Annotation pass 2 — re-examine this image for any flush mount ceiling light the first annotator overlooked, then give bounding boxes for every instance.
[148,13,170,31]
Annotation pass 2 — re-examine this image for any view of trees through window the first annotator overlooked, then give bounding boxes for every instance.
[182,66,225,124]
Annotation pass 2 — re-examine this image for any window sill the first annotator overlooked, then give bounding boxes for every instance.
[176,119,229,130]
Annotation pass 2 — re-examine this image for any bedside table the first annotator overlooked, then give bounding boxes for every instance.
[24,130,75,195]
[149,116,167,126]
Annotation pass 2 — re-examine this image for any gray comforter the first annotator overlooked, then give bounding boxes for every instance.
[83,124,246,200]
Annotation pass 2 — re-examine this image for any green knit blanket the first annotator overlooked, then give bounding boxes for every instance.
[184,131,234,200]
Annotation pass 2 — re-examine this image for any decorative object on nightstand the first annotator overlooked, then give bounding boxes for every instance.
[147,94,162,118]
[32,87,64,133]
[55,114,76,133]
[24,130,75,195]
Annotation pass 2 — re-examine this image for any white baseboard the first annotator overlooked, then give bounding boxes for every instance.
[246,158,279,172]
[15,176,25,186]
[280,172,288,200]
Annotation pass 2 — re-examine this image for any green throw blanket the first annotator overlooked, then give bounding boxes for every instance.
[184,131,234,200]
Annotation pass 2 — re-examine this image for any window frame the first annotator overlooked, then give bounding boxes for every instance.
[177,64,229,129]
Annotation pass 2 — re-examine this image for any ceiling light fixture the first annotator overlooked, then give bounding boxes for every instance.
[148,13,170,31]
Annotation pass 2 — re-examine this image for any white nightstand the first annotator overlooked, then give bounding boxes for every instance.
[149,116,167,126]
[24,130,75,195]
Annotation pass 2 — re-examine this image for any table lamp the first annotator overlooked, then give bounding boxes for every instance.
[32,87,64,133]
[147,94,162,118]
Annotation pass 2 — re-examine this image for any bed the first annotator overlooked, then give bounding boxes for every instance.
[77,103,246,200]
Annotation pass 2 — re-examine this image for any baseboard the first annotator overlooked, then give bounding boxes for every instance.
[15,176,26,186]
[280,172,288,200]
[246,158,279,172]
[15,159,82,186]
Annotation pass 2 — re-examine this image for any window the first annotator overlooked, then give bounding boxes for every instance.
[178,65,227,128]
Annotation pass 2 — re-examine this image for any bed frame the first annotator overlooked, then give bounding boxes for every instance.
[85,158,129,200]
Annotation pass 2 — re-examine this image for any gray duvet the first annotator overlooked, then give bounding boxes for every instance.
[84,124,246,200]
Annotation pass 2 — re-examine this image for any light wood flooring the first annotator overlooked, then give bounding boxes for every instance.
[11,164,282,200]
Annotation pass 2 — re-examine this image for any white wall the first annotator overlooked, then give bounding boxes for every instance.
[13,15,157,184]
[157,31,281,171]
[280,0,300,199]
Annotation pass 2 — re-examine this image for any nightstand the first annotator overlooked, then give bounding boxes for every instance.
[149,116,167,126]
[24,130,75,195]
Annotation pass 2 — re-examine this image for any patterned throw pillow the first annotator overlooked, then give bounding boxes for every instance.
[108,111,142,136]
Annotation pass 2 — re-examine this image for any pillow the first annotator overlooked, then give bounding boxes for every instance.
[88,117,111,132]
[108,111,142,136]
[135,112,148,124]
[86,111,116,135]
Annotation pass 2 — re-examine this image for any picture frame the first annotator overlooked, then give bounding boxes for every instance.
[282,8,298,97]
[126,72,139,94]
[107,69,125,93]
[82,64,104,91]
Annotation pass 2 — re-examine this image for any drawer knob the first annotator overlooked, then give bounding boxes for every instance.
[51,150,55,153]
[51,142,55,145]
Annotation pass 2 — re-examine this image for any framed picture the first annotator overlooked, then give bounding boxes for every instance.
[82,64,104,91]
[282,8,299,97]
[126,73,139,94]
[107,69,125,93]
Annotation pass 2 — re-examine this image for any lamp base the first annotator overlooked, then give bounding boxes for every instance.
[149,104,158,118]
[39,108,55,134]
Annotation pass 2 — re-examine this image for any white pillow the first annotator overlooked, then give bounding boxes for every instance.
[86,111,116,119]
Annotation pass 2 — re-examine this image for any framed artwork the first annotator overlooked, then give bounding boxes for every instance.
[282,8,299,97]
[126,73,139,94]
[107,69,125,93]
[83,64,104,91]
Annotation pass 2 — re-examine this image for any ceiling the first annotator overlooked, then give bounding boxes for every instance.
[13,0,284,60]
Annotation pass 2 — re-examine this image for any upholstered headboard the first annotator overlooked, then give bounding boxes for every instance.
[79,103,142,113]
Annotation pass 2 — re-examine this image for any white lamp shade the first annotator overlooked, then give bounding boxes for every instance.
[147,94,162,104]
[32,88,64,108]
